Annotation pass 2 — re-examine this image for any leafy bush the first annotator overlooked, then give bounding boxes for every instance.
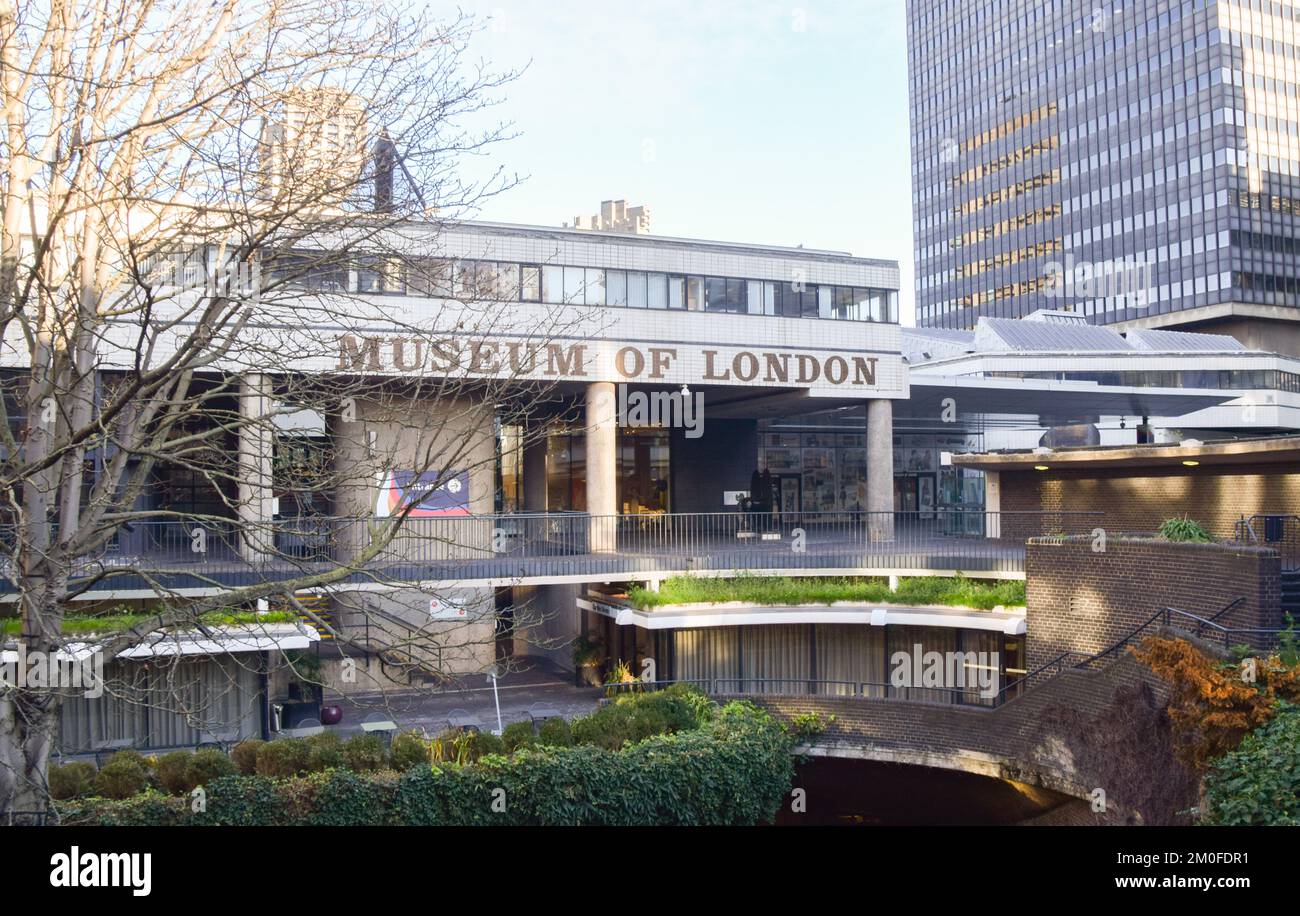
[308,768,396,826]
[256,737,311,778]
[104,748,152,772]
[155,751,194,795]
[501,721,535,752]
[1159,516,1213,543]
[53,699,796,826]
[190,775,288,826]
[1205,708,1300,825]
[48,761,97,800]
[187,748,236,788]
[94,756,151,799]
[230,739,263,775]
[570,685,713,751]
[389,730,431,771]
[536,717,572,747]
[1132,636,1274,769]
[305,732,345,772]
[58,791,188,826]
[341,733,387,772]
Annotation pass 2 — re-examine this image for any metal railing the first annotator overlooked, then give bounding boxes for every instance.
[1236,513,1300,572]
[0,509,1103,589]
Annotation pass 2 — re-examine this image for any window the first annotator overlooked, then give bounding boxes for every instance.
[542,265,563,302]
[494,262,519,300]
[833,286,855,319]
[563,265,585,303]
[521,265,541,301]
[584,268,605,305]
[406,258,451,297]
[628,271,648,307]
[648,273,668,309]
[727,278,745,312]
[355,256,399,294]
[800,284,820,318]
[667,275,684,309]
[685,276,703,311]
[606,270,627,306]
[817,286,832,319]
[453,261,478,299]
[704,277,727,311]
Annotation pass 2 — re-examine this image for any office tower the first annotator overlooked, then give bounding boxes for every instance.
[909,0,1300,353]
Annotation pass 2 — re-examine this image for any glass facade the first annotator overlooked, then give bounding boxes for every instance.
[273,252,898,324]
[910,0,1300,329]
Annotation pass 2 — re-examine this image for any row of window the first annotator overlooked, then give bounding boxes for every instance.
[987,369,1300,394]
[269,253,900,323]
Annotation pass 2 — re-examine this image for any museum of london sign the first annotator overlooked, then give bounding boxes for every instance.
[334,334,900,393]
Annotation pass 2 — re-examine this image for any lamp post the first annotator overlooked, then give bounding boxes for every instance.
[486,664,504,736]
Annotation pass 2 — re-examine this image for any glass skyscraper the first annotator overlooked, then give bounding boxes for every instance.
[909,0,1300,349]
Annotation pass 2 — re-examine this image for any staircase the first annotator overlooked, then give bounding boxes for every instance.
[1283,570,1300,620]
[274,593,337,640]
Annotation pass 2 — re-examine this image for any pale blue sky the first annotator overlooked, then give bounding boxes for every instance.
[438,0,916,323]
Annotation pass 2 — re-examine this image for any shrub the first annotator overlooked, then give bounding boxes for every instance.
[94,756,150,799]
[308,768,394,826]
[104,748,152,772]
[341,733,387,772]
[1132,635,1274,769]
[48,761,97,800]
[191,774,287,826]
[1205,707,1300,825]
[501,720,535,752]
[536,716,572,747]
[58,791,188,826]
[187,748,236,788]
[230,739,263,775]
[50,698,797,826]
[256,738,311,778]
[155,751,194,795]
[1159,516,1213,543]
[389,730,431,771]
[466,730,505,758]
[305,732,345,772]
[569,687,709,751]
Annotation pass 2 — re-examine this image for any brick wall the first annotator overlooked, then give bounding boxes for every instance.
[749,652,1165,822]
[1025,536,1281,670]
[1003,463,1300,539]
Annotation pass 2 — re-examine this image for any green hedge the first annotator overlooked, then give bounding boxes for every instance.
[56,700,793,826]
[1204,707,1300,825]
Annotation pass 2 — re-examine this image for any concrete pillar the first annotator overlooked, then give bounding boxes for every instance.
[523,431,548,512]
[237,373,276,561]
[984,470,1002,539]
[866,398,894,542]
[327,399,371,562]
[586,382,618,553]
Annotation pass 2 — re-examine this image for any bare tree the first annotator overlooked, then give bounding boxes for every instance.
[0,0,589,816]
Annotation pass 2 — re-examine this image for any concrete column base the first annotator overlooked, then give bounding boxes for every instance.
[867,398,894,542]
[586,382,618,553]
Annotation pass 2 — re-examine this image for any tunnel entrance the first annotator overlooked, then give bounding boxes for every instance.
[777,756,1081,826]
